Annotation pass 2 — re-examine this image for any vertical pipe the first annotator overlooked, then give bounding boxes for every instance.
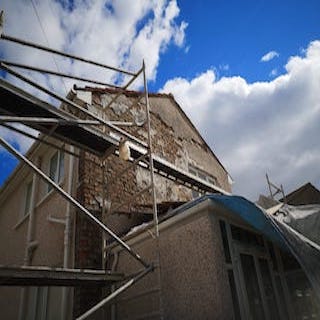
[101,161,107,319]
[24,159,39,264]
[61,146,75,320]
[101,161,106,268]
[19,157,40,320]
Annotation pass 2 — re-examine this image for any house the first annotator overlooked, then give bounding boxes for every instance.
[1,83,318,320]
[282,182,320,205]
[258,182,320,246]
[0,84,232,319]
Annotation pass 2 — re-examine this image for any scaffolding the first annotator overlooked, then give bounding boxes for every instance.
[0,24,226,320]
[266,173,286,203]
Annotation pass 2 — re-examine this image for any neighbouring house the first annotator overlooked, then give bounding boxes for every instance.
[282,182,320,205]
[257,182,320,209]
[0,85,232,320]
[258,182,320,246]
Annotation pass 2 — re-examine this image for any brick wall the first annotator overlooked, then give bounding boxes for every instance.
[73,152,103,318]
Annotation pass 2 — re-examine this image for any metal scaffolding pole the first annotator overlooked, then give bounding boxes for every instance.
[0,33,136,76]
[142,61,159,238]
[76,265,153,320]
[0,24,227,319]
[0,59,123,89]
[0,62,148,148]
[143,61,164,319]
[0,123,80,158]
[0,136,149,269]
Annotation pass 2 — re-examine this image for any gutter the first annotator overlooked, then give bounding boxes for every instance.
[107,197,212,252]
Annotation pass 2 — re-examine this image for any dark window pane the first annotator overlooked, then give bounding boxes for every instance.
[219,220,231,263]
[240,254,265,320]
[280,249,300,271]
[228,270,242,320]
[231,225,264,248]
[198,172,206,181]
[259,258,280,320]
[59,152,64,181]
[49,152,58,181]
[48,152,58,192]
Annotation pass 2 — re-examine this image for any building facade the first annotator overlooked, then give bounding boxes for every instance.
[0,89,231,319]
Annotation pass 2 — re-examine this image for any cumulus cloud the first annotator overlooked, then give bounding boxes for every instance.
[260,50,279,62]
[0,0,187,152]
[161,41,320,199]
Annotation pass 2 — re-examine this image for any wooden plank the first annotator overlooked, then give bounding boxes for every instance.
[0,266,124,287]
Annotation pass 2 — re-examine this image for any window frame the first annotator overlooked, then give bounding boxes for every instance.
[188,164,218,198]
[218,218,291,320]
[24,180,33,217]
[47,150,65,192]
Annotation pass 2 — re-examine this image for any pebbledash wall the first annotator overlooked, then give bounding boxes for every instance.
[71,87,232,317]
[0,139,77,320]
[107,199,234,320]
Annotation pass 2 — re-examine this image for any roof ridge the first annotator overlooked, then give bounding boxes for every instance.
[73,85,172,99]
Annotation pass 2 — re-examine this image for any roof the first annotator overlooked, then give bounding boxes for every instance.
[170,194,286,247]
[75,85,231,176]
[112,194,286,250]
[283,182,320,205]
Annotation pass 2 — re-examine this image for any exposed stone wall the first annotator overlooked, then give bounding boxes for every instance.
[74,90,231,220]
[72,89,231,317]
[73,152,103,318]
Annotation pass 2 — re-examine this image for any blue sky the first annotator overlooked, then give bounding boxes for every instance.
[151,0,320,90]
[1,0,320,199]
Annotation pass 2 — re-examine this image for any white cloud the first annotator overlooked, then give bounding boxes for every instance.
[219,64,230,71]
[0,124,36,154]
[260,50,279,62]
[161,41,320,199]
[269,68,278,77]
[0,0,187,152]
[184,45,190,53]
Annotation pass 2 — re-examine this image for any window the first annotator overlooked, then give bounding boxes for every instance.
[26,287,48,320]
[189,164,219,198]
[48,151,64,192]
[219,220,242,320]
[219,220,231,263]
[24,180,33,216]
[230,224,264,248]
